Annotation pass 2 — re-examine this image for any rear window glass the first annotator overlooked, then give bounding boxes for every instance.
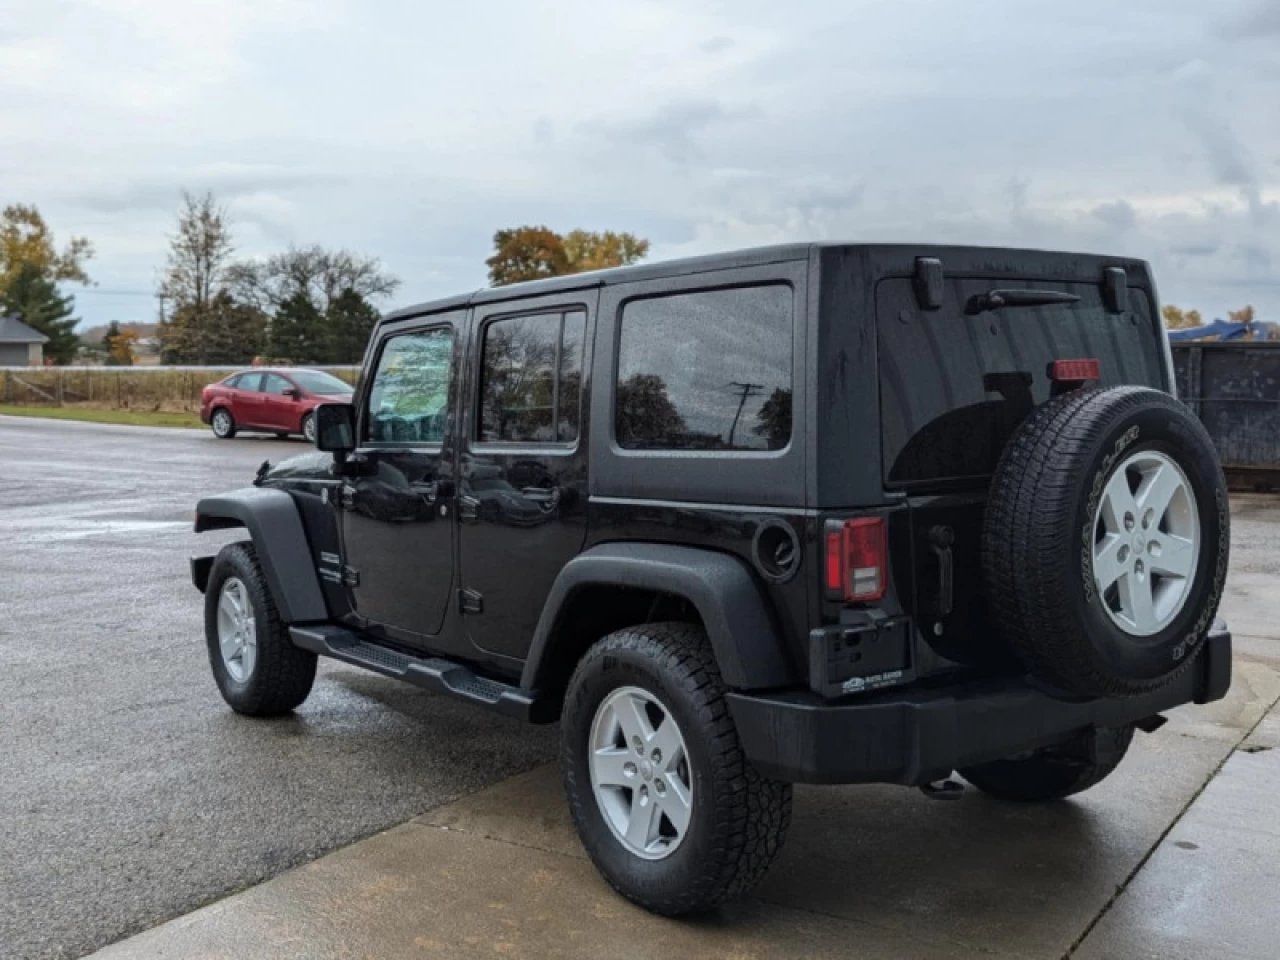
[878,278,1162,485]
[616,285,792,451]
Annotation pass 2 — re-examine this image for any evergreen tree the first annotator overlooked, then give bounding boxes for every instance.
[0,262,80,364]
[325,288,380,363]
[269,292,326,363]
[160,291,265,365]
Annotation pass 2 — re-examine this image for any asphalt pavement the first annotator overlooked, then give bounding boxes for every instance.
[0,416,558,960]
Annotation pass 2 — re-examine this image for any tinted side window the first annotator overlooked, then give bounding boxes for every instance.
[234,373,262,391]
[616,286,792,451]
[366,327,454,445]
[479,310,585,444]
[223,374,243,389]
[261,373,292,395]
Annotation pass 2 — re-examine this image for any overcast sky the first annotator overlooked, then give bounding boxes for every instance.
[2,0,1277,329]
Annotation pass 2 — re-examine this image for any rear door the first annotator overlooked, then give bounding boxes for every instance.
[457,292,595,664]
[876,271,1165,663]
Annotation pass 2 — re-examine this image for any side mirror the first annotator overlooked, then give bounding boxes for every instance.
[284,387,302,400]
[314,402,356,454]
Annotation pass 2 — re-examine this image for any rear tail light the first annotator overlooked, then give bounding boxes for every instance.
[824,517,887,602]
[1049,358,1099,383]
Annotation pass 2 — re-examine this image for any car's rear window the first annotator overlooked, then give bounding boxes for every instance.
[877,277,1163,486]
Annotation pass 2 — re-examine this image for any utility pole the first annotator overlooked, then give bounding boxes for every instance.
[727,381,763,447]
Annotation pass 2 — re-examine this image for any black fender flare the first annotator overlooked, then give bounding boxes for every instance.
[194,487,328,624]
[520,542,797,692]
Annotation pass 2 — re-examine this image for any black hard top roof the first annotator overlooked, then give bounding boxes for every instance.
[380,242,1149,326]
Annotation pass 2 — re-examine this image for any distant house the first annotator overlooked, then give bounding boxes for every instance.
[0,314,48,366]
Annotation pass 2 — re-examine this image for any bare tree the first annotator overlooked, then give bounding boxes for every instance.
[227,245,399,314]
[159,192,234,311]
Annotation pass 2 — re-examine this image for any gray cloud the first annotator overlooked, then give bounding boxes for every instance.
[1218,0,1280,39]
[1092,201,1138,231]
[0,0,1274,327]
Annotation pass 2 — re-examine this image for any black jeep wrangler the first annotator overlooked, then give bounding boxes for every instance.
[191,244,1231,915]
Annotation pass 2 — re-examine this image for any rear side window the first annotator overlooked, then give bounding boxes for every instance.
[616,285,792,451]
[479,310,585,444]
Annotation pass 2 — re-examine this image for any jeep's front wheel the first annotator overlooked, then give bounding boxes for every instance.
[205,542,317,715]
[561,622,792,915]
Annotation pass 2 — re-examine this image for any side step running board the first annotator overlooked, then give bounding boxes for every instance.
[289,625,553,722]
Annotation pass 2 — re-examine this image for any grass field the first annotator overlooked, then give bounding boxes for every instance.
[0,405,204,429]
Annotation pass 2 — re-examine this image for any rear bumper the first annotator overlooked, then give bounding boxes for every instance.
[728,620,1232,785]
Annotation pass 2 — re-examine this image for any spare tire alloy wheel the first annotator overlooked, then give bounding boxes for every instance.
[1091,450,1198,637]
[983,386,1229,698]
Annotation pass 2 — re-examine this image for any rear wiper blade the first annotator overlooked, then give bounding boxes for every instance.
[965,289,1081,315]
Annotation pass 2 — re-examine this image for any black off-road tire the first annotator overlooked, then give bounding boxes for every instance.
[983,386,1229,698]
[960,725,1135,803]
[205,541,317,715]
[210,407,236,439]
[561,622,792,915]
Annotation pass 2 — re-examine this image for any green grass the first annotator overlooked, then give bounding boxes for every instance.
[0,405,204,429]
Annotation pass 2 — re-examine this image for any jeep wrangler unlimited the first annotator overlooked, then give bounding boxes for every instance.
[191,244,1231,915]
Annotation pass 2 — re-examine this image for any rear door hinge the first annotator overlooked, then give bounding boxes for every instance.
[458,588,483,614]
[341,565,360,587]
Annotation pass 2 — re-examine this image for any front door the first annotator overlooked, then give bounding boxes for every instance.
[259,372,300,432]
[458,294,595,663]
[338,318,461,643]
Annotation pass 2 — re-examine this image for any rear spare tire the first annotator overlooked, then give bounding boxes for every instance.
[983,386,1228,698]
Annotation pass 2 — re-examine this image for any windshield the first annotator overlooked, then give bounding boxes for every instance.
[289,370,353,395]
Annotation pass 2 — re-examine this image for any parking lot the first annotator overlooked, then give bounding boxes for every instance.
[3,414,1280,960]
[0,417,558,960]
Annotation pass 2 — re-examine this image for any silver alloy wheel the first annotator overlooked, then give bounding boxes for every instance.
[216,577,258,683]
[302,414,316,444]
[1091,449,1199,636]
[212,409,232,437]
[589,685,693,860]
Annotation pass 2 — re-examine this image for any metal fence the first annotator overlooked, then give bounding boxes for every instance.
[1172,342,1280,488]
[0,366,361,413]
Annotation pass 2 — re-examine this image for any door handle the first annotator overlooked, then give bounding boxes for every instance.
[521,486,562,511]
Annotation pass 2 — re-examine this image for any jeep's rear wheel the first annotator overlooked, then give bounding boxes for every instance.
[205,541,317,715]
[959,725,1135,803]
[561,622,792,915]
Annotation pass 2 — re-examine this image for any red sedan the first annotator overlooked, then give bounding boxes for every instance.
[200,368,354,443]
